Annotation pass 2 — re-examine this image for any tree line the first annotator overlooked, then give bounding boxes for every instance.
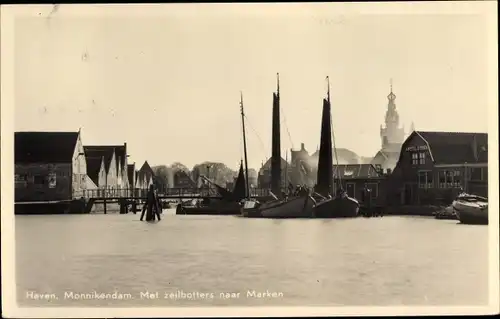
[151,162,258,189]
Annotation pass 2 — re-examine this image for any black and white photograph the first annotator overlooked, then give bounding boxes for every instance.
[1,2,498,318]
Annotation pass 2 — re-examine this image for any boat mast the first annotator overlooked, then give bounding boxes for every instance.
[271,73,282,198]
[328,76,342,194]
[240,92,251,199]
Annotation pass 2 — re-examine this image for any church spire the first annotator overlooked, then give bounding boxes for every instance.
[387,78,396,103]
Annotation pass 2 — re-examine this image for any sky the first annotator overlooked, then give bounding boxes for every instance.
[13,3,495,171]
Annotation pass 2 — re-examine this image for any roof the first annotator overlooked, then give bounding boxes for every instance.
[113,145,126,173]
[83,146,115,173]
[333,164,383,179]
[127,164,135,186]
[138,161,155,184]
[411,131,488,164]
[259,157,289,173]
[15,131,79,164]
[312,148,360,164]
[85,156,103,185]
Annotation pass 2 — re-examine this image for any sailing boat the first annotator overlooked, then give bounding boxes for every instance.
[176,162,246,215]
[241,73,315,218]
[313,76,360,218]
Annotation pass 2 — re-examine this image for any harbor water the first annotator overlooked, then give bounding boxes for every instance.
[15,210,489,307]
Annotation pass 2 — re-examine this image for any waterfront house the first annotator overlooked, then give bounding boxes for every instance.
[127,163,136,194]
[257,157,291,189]
[83,146,118,196]
[15,131,87,202]
[386,131,488,206]
[137,161,155,192]
[84,155,106,196]
[112,143,129,196]
[332,164,386,206]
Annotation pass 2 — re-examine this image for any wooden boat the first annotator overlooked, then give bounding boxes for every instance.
[452,193,488,225]
[259,193,316,218]
[314,193,360,218]
[312,76,360,218]
[175,167,246,215]
[239,74,316,218]
[176,199,242,215]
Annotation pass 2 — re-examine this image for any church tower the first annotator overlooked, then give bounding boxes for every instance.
[379,79,405,152]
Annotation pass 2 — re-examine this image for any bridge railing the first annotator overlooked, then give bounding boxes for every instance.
[75,187,276,199]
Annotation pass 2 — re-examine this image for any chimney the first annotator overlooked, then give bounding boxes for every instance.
[301,143,305,151]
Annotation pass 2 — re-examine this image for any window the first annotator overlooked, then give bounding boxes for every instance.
[411,152,425,165]
[418,171,433,189]
[412,152,419,165]
[445,171,453,188]
[439,170,462,188]
[418,152,425,165]
[439,171,446,188]
[15,174,27,182]
[453,171,461,188]
[426,171,433,188]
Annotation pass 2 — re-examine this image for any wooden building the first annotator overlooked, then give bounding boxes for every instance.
[386,131,488,206]
[127,163,136,192]
[137,161,155,190]
[15,131,87,202]
[113,143,129,196]
[84,155,106,196]
[83,146,118,196]
[332,164,386,206]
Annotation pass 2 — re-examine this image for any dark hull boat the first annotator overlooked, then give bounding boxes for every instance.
[239,74,318,218]
[314,196,360,218]
[312,76,361,219]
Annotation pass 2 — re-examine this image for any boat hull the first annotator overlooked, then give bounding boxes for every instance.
[259,195,315,218]
[452,199,488,225]
[176,201,242,215]
[313,196,360,218]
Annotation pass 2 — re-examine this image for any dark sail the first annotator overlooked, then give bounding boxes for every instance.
[271,77,281,197]
[316,97,334,196]
[232,161,246,201]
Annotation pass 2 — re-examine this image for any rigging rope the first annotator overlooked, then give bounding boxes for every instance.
[280,106,295,150]
[244,114,269,164]
[330,98,343,191]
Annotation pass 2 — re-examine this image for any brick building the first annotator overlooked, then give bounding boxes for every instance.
[15,131,87,202]
[386,131,488,206]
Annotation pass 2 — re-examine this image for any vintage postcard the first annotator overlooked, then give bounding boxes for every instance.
[1,2,498,318]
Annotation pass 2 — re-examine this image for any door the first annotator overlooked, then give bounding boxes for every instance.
[346,183,355,198]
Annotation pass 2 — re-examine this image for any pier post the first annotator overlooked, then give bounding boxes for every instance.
[103,198,107,214]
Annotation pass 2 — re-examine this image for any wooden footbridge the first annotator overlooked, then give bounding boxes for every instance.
[77,187,274,201]
[74,187,275,214]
